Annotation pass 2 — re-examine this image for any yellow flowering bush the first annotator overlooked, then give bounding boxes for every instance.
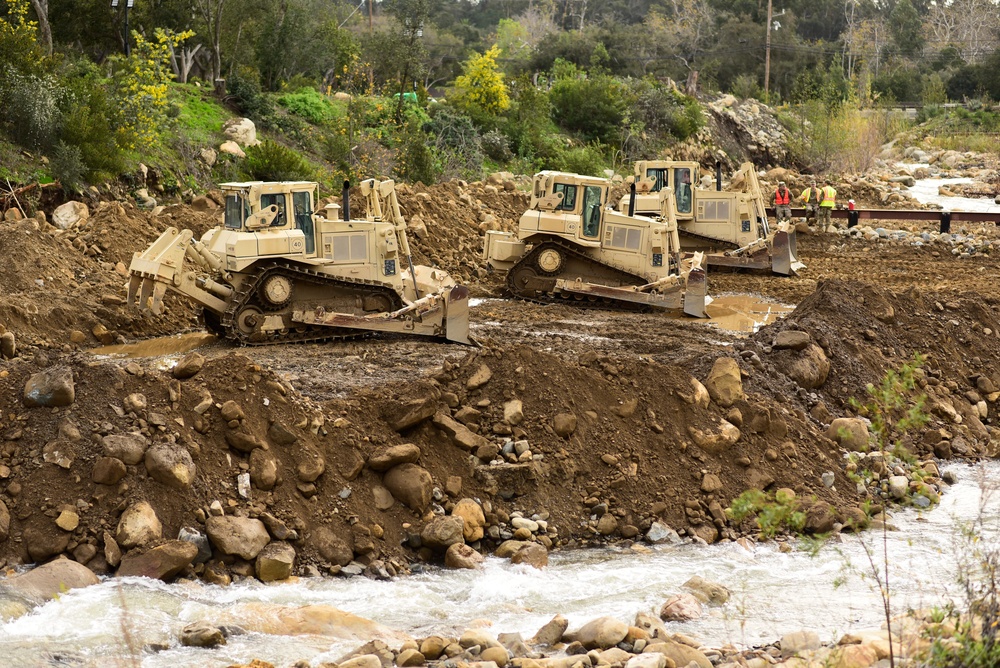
[451,45,510,120]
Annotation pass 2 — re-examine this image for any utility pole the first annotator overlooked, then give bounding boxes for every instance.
[368,0,372,34]
[764,0,773,102]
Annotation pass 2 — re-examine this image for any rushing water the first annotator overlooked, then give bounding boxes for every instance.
[1,462,998,668]
[898,165,999,213]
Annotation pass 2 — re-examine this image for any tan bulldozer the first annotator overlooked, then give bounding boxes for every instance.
[618,160,804,276]
[127,179,474,345]
[483,171,707,317]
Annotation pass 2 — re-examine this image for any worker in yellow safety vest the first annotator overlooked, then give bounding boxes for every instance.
[818,179,837,228]
[799,179,820,225]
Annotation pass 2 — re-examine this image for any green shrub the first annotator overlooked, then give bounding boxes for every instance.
[58,73,129,180]
[50,141,85,192]
[278,87,336,125]
[550,74,627,144]
[242,140,315,181]
[726,489,806,538]
[0,68,62,150]
[394,120,436,185]
[551,143,607,176]
[227,69,275,124]
[481,129,513,162]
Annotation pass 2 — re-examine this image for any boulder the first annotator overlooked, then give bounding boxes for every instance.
[421,515,465,550]
[116,501,162,549]
[679,377,711,409]
[226,430,266,453]
[683,576,730,604]
[0,499,9,542]
[451,498,486,542]
[553,413,577,438]
[659,593,702,621]
[256,541,296,582]
[687,419,741,452]
[219,141,245,158]
[51,201,89,230]
[444,543,484,569]
[511,543,548,568]
[383,463,433,511]
[384,393,438,432]
[576,617,628,649]
[625,654,666,668]
[117,540,198,580]
[504,400,524,426]
[644,640,712,668]
[827,418,870,452]
[312,526,354,566]
[645,522,681,545]
[397,649,427,666]
[5,559,99,602]
[180,621,226,648]
[785,344,830,389]
[223,117,260,147]
[467,364,493,390]
[704,358,744,408]
[23,367,75,407]
[774,330,811,350]
[634,612,668,640]
[888,475,909,499]
[205,516,270,560]
[102,434,148,465]
[805,501,837,534]
[531,614,568,646]
[432,412,491,452]
[296,447,326,482]
[460,629,502,650]
[267,422,298,446]
[249,449,278,491]
[178,527,212,563]
[368,444,421,472]
[23,523,69,562]
[172,352,205,379]
[781,630,821,657]
[144,443,196,488]
[339,656,383,668]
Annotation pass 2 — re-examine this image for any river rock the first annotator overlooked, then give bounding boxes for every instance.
[553,413,577,438]
[805,501,838,534]
[644,640,712,668]
[597,513,618,535]
[206,516,270,560]
[23,367,75,407]
[397,649,427,666]
[531,614,568,646]
[664,595,704,624]
[832,644,879,667]
[368,444,421,472]
[420,636,448,659]
[781,630,821,657]
[576,617,628,649]
[23,523,69,562]
[256,541,296,582]
[495,540,531,558]
[645,522,681,545]
[625,654,666,668]
[144,443,196,488]
[178,527,212,563]
[683,576,730,604]
[705,358,743,408]
[103,433,148,465]
[774,330,811,350]
[687,419,740,452]
[172,352,205,379]
[5,558,98,602]
[827,418,870,451]
[511,543,548,568]
[249,449,278,491]
[51,201,89,230]
[452,498,486,542]
[461,629,503,650]
[634,612,668,640]
[480,646,509,665]
[312,526,354,566]
[116,501,162,549]
[888,475,909,499]
[117,540,198,580]
[445,543,484,569]
[785,344,830,389]
[180,621,226,648]
[339,656,383,668]
[383,463,433,511]
[422,515,465,550]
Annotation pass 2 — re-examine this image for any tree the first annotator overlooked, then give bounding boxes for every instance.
[28,0,50,55]
[451,45,510,120]
[386,0,431,121]
[889,0,923,58]
[192,0,226,84]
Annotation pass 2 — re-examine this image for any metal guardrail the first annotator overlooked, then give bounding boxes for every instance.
[766,207,1000,234]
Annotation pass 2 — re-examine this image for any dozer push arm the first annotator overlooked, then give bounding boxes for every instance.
[127,227,228,316]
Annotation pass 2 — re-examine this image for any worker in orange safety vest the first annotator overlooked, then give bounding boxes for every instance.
[770,181,792,223]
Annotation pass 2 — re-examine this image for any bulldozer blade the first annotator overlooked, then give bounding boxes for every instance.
[683,265,709,318]
[443,285,476,346]
[770,230,805,276]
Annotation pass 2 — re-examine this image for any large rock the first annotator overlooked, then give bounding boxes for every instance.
[683,576,730,604]
[51,201,89,230]
[102,433,148,465]
[117,540,198,580]
[249,449,278,490]
[368,444,421,472]
[116,501,162,549]
[256,541,296,582]
[467,363,493,390]
[23,523,69,562]
[451,498,486,542]
[0,499,9,542]
[531,614,568,646]
[312,526,354,566]
[205,516,270,560]
[421,515,465,550]
[172,352,205,379]
[432,412,490,452]
[576,617,628,649]
[646,522,681,545]
[659,593,703,621]
[625,654,666,668]
[644,640,712,668]
[384,394,438,432]
[180,621,226,648]
[223,117,260,146]
[781,630,821,657]
[444,543,484,569]
[144,443,196,488]
[23,367,75,407]
[827,418,870,451]
[704,358,743,408]
[383,463,433,511]
[687,419,741,452]
[4,559,98,602]
[553,413,577,438]
[504,400,524,425]
[460,629,502,650]
[805,501,838,534]
[511,543,548,568]
[774,330,811,351]
[785,344,831,389]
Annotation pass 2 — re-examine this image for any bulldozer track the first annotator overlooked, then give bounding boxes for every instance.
[220,261,403,346]
[678,227,741,250]
[505,240,660,312]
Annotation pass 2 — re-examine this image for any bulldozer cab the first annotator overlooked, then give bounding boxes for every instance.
[528,171,608,242]
[221,182,318,256]
[634,161,700,218]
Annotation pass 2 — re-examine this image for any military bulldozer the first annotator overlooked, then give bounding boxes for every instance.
[483,171,707,317]
[127,179,473,345]
[617,160,804,276]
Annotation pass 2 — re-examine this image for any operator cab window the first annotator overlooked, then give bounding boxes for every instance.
[645,168,667,192]
[553,183,578,211]
[674,168,692,214]
[259,193,287,227]
[581,185,603,238]
[292,191,315,254]
[224,194,250,229]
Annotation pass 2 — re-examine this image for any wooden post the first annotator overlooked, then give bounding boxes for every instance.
[764,0,773,102]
